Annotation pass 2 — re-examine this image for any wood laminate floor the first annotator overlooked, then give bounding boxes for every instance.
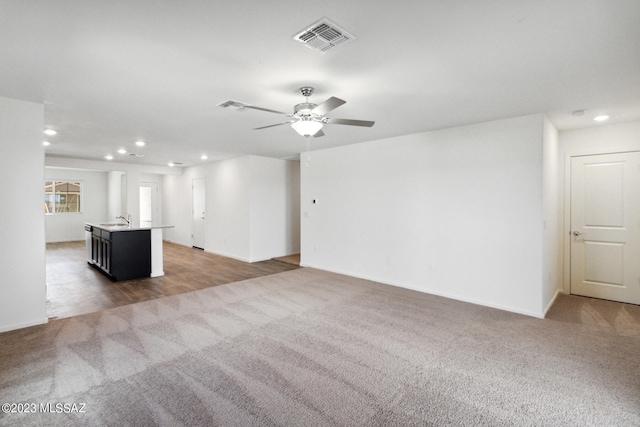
[46,241,301,320]
[272,253,301,266]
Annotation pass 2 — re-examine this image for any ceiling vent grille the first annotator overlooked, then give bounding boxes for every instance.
[293,18,355,53]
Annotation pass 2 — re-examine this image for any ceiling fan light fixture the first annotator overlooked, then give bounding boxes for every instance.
[291,119,323,136]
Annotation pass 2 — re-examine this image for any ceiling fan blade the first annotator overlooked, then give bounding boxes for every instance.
[243,105,289,115]
[324,118,375,127]
[311,97,346,116]
[313,129,325,138]
[253,121,294,130]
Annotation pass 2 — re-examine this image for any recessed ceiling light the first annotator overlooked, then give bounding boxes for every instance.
[117,148,127,154]
[594,115,609,122]
[168,162,175,167]
[135,141,145,147]
[201,154,208,160]
[105,155,114,160]
[44,129,57,136]
[43,141,51,146]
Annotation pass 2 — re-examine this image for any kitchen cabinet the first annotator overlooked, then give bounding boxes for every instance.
[86,221,174,280]
[89,226,151,281]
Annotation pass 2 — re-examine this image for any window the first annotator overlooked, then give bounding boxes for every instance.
[45,181,82,214]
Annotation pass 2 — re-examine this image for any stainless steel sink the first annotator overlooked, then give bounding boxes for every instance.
[100,223,129,227]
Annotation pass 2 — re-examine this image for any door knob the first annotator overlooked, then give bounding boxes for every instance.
[572,231,583,236]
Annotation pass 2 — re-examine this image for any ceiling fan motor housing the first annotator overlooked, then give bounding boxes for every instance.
[294,102,319,118]
[299,86,314,97]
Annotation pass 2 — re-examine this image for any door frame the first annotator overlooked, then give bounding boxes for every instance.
[192,177,206,249]
[562,149,640,295]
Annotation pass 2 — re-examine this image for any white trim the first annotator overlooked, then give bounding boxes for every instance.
[149,228,165,277]
[543,289,563,317]
[191,177,206,250]
[562,152,572,295]
[562,149,640,296]
[203,248,251,263]
[0,317,48,333]
[248,256,275,263]
[164,238,192,248]
[161,239,279,264]
[300,263,546,319]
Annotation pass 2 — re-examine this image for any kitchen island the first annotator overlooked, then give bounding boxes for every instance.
[84,221,174,281]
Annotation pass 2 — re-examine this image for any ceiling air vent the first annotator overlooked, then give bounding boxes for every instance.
[293,18,355,53]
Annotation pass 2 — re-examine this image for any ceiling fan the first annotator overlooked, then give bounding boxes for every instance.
[220,87,375,137]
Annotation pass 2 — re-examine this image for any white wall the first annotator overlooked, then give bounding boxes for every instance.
[250,156,301,261]
[45,157,175,226]
[45,168,108,242]
[560,121,640,155]
[542,117,562,313]
[139,173,163,223]
[162,155,300,262]
[107,170,125,219]
[0,97,47,332]
[162,157,251,259]
[44,167,162,242]
[208,156,252,259]
[301,114,548,317]
[161,172,190,246]
[288,160,301,254]
[559,120,640,293]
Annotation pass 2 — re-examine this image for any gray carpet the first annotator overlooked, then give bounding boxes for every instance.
[1,268,639,426]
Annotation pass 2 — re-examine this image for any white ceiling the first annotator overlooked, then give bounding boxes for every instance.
[2,0,639,167]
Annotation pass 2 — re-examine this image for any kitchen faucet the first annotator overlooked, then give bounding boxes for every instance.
[116,214,131,225]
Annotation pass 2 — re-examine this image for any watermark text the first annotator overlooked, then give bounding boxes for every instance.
[2,402,86,414]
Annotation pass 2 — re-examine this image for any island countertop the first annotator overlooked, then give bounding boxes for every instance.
[85,221,175,232]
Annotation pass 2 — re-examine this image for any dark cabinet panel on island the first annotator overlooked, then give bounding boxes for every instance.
[89,228,151,281]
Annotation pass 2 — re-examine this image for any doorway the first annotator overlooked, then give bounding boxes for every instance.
[569,151,640,305]
[192,178,206,249]
[139,182,159,224]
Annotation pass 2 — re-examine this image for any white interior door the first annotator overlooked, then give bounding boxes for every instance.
[570,152,640,305]
[192,178,206,249]
[139,182,158,224]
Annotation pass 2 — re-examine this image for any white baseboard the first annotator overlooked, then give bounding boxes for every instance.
[300,263,546,319]
[0,317,48,333]
[165,240,286,264]
[203,248,251,263]
[543,289,563,318]
[163,239,192,248]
